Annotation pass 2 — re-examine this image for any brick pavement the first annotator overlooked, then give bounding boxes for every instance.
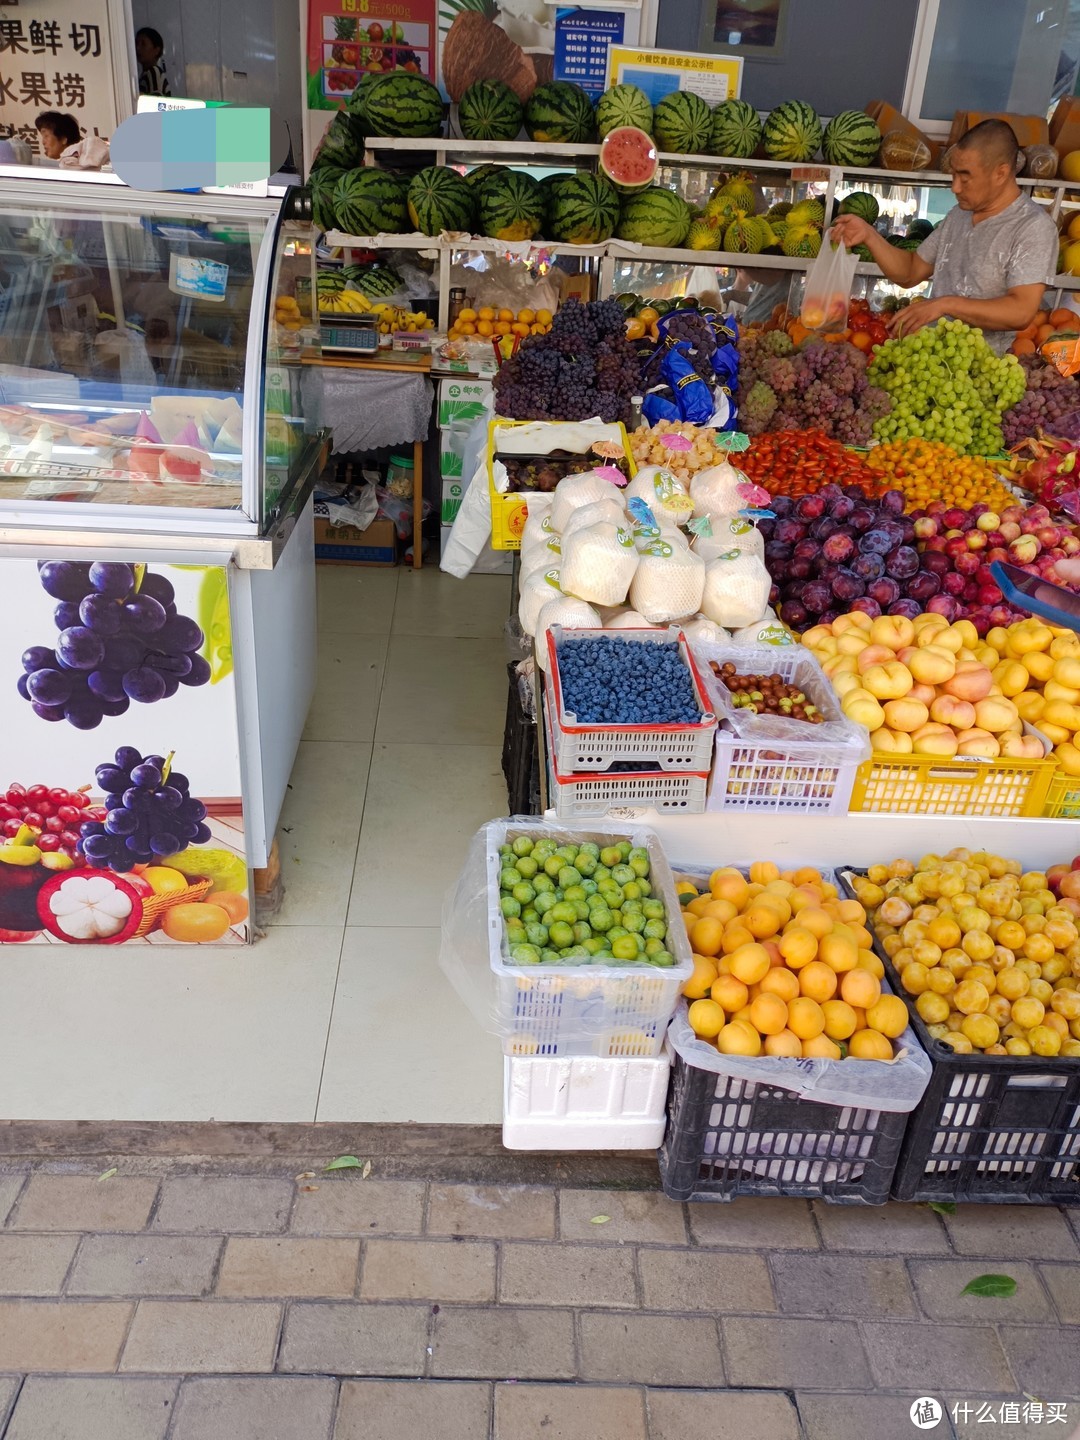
[0,1167,1075,1438]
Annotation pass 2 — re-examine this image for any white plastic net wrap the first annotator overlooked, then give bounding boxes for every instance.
[520,497,558,561]
[689,460,751,520]
[604,609,650,629]
[700,551,772,631]
[628,540,706,625]
[534,596,601,671]
[518,566,564,636]
[693,514,765,562]
[559,521,640,608]
[560,496,628,543]
[624,466,694,531]
[681,614,729,646]
[521,535,562,581]
[729,609,798,648]
[551,471,623,532]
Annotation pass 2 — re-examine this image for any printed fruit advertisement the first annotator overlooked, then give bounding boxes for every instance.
[307,0,437,111]
[0,557,249,947]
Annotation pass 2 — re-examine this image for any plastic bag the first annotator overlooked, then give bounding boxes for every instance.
[800,240,858,334]
[693,513,765,562]
[700,550,771,631]
[728,612,797,647]
[560,496,628,543]
[1023,144,1059,179]
[559,521,639,607]
[551,470,623,532]
[624,466,694,531]
[521,534,562,580]
[680,614,729,646]
[660,344,715,425]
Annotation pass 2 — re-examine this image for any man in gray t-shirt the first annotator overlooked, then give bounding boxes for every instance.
[831,119,1059,355]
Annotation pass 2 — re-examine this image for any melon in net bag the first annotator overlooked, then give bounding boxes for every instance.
[559,521,640,607]
[560,496,627,543]
[624,465,694,531]
[629,538,705,625]
[518,566,565,636]
[551,471,622,532]
[689,459,752,519]
[681,613,729,646]
[604,608,650,629]
[693,513,764,562]
[700,549,771,631]
[534,596,601,672]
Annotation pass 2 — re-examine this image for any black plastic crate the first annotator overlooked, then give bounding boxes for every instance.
[838,866,1080,1205]
[658,1051,908,1204]
[502,662,540,816]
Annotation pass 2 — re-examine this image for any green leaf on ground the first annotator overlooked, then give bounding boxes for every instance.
[962,1274,1017,1298]
[590,1215,611,1225]
[97,1167,118,1182]
[324,1155,364,1172]
[928,1202,956,1215]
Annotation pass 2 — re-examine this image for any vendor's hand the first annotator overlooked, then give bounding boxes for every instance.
[888,296,950,337]
[829,215,874,250]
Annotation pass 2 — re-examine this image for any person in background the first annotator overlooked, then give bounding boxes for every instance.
[35,111,109,169]
[136,27,171,97]
[736,265,797,327]
[830,119,1058,355]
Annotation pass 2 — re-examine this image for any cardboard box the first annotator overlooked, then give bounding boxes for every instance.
[440,427,468,481]
[1050,96,1080,160]
[437,378,492,428]
[948,111,1049,150]
[314,516,398,566]
[441,478,463,525]
[865,100,941,170]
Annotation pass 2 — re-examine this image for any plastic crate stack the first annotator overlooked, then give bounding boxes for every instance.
[543,627,717,820]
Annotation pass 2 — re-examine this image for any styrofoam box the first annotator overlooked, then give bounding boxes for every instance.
[502,1053,671,1150]
[438,377,493,428]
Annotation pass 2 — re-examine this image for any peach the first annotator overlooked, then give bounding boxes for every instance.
[836,631,872,656]
[1009,623,1053,654]
[951,620,980,650]
[958,734,1001,758]
[1020,650,1055,683]
[1043,699,1080,732]
[856,644,899,674]
[883,697,930,733]
[976,644,1000,667]
[943,661,994,702]
[821,653,856,677]
[926,625,965,654]
[1014,692,1045,722]
[974,696,1020,733]
[801,625,833,650]
[833,612,873,635]
[871,614,916,651]
[830,670,863,700]
[909,646,957,686]
[986,626,1010,651]
[912,722,960,757]
[930,694,976,728]
[862,661,915,700]
[1041,721,1073,745]
[841,688,886,731]
[992,660,1030,697]
[1055,741,1080,776]
[871,727,913,754]
[1043,679,1080,704]
[1000,734,1045,760]
[814,636,840,659]
[908,682,937,705]
[914,612,949,635]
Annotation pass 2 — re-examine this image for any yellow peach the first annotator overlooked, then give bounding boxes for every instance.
[992,660,1030,697]
[974,697,1020,734]
[958,734,1001,758]
[911,723,960,758]
[841,688,886,731]
[1052,656,1080,689]
[883,697,930,733]
[999,734,1045,760]
[930,694,976,729]
[856,644,901,675]
[870,726,913,753]
[871,614,915,651]
[862,662,915,701]
[943,661,994,703]
[908,646,957,686]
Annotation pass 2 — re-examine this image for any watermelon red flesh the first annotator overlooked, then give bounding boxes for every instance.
[599,127,658,193]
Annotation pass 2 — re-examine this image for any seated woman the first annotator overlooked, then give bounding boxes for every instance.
[35,111,109,170]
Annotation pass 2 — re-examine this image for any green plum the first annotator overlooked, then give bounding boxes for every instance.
[512,836,534,857]
[590,907,614,932]
[572,921,593,943]
[515,856,538,879]
[599,846,621,868]
[512,882,535,905]
[501,896,521,919]
[526,923,549,948]
[611,935,639,961]
[510,943,540,965]
[548,921,574,949]
[644,918,668,940]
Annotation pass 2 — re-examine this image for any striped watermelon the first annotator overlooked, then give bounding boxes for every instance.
[331,169,409,236]
[346,71,381,122]
[596,84,652,139]
[615,187,692,248]
[709,98,761,159]
[822,110,881,167]
[838,190,880,223]
[477,170,544,241]
[763,100,822,161]
[464,163,509,189]
[459,80,523,142]
[524,82,596,143]
[345,264,402,297]
[314,111,365,171]
[360,72,444,138]
[311,169,346,232]
[407,167,475,235]
[545,172,620,244]
[653,90,711,155]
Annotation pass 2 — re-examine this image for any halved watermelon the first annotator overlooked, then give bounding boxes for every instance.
[599,126,659,194]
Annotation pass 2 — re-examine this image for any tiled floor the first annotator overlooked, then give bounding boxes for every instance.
[0,564,510,1126]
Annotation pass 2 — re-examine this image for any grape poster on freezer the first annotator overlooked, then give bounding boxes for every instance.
[0,557,250,948]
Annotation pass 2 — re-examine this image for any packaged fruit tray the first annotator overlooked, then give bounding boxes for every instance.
[545,626,717,774]
[484,821,693,1060]
[543,702,708,821]
[849,736,1056,818]
[689,644,870,815]
[838,867,1080,1205]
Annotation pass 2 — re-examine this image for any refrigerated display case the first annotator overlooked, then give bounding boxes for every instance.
[0,169,324,947]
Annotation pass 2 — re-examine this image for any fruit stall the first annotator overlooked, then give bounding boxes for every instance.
[0,166,324,947]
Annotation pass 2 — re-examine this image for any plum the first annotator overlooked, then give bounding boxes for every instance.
[927,594,959,621]
[779,600,808,629]
[832,568,866,601]
[774,518,808,546]
[889,598,924,621]
[850,507,877,532]
[953,552,980,576]
[818,608,841,623]
[885,545,920,580]
[907,570,942,602]
[792,538,819,565]
[811,517,840,541]
[849,596,882,618]
[795,495,826,520]
[914,517,939,539]
[822,533,856,564]
[842,484,867,501]
[921,551,951,577]
[829,495,856,522]
[895,517,917,544]
[978,583,1002,605]
[771,495,794,517]
[769,583,781,607]
[880,490,905,515]
[756,518,776,541]
[852,552,885,583]
[788,558,813,580]
[943,507,972,531]
[801,581,832,615]
[962,579,980,603]
[943,572,967,596]
[818,483,844,504]
[878,520,907,550]
[868,577,901,607]
[860,528,894,555]
[764,541,793,569]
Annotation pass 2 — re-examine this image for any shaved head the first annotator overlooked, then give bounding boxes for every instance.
[955,119,1020,174]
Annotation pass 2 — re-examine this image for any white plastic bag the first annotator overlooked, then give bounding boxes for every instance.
[700,550,771,631]
[534,596,601,671]
[729,609,797,648]
[605,609,650,629]
[520,492,555,551]
[521,534,562,580]
[800,239,858,334]
[689,460,750,520]
[559,521,639,607]
[628,539,706,625]
[681,614,729,646]
[551,471,623,532]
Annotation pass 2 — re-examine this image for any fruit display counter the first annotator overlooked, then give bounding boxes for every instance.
[0,169,324,947]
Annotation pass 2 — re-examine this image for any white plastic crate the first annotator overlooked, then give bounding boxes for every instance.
[544,704,708,819]
[545,626,716,772]
[502,1053,671,1149]
[690,643,869,814]
[487,821,694,1059]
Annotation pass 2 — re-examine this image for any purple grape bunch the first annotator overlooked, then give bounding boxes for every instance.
[18,561,210,730]
[492,300,641,424]
[1001,353,1080,446]
[79,746,211,871]
[738,332,892,445]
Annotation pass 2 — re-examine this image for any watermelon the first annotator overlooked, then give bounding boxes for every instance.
[407,166,475,236]
[787,198,825,227]
[782,224,822,259]
[723,216,768,254]
[822,109,882,167]
[347,265,402,298]
[907,217,934,241]
[653,90,712,155]
[346,70,382,122]
[360,72,444,138]
[709,98,761,159]
[838,190,880,223]
[596,84,652,139]
[464,163,509,189]
[458,79,523,142]
[763,101,822,161]
[545,172,620,244]
[615,187,692,248]
[477,170,545,241]
[331,169,409,237]
[313,111,365,171]
[599,127,659,193]
[524,82,596,144]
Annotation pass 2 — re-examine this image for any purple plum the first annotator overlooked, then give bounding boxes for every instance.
[843,483,868,500]
[926,594,959,621]
[788,558,813,580]
[764,541,793,569]
[850,507,877,533]
[822,533,856,564]
[885,545,920,580]
[889,597,924,621]
[795,495,826,521]
[880,490,906,515]
[861,528,894,556]
[801,581,832,615]
[868,577,901,607]
[943,572,967,596]
[770,495,794,517]
[832,568,866,601]
[774,518,807,546]
[829,495,856,522]
[907,570,942,602]
[852,552,885,583]
[779,600,808,629]
[921,551,951,577]
[811,517,841,541]
[849,597,882,618]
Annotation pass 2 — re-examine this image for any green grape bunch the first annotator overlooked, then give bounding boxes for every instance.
[866,320,1026,456]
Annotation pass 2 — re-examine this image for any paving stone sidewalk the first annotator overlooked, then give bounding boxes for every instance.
[0,1166,1076,1438]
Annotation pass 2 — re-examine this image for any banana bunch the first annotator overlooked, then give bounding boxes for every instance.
[318,289,372,316]
[368,303,431,335]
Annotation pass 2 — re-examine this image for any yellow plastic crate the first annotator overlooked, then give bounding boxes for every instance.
[487,420,636,551]
[850,750,1056,818]
[1044,770,1080,819]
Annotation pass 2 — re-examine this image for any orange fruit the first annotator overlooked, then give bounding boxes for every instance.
[744,904,782,939]
[848,1029,894,1060]
[821,999,858,1040]
[799,960,838,1003]
[764,1029,802,1057]
[798,907,834,940]
[687,998,725,1039]
[819,932,859,973]
[690,917,724,957]
[840,968,881,1010]
[717,1021,762,1056]
[787,996,826,1040]
[778,927,817,969]
[850,924,875,950]
[835,898,866,926]
[749,992,789,1036]
[701,898,738,924]
[142,865,188,896]
[802,1034,842,1060]
[729,943,771,986]
[793,867,823,887]
[213,891,249,924]
[865,994,909,1038]
[687,895,713,918]
[161,902,231,943]
[710,974,749,1013]
[759,967,800,1002]
[749,861,780,884]
[682,955,719,1000]
[721,925,755,955]
[710,869,749,908]
[856,951,885,979]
